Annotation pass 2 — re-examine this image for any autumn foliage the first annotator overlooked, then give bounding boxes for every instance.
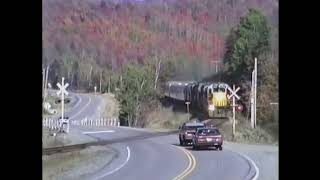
[43,0,278,75]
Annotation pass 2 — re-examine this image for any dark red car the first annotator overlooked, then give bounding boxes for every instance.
[192,127,223,150]
[179,122,205,146]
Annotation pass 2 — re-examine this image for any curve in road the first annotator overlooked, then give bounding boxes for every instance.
[63,93,259,180]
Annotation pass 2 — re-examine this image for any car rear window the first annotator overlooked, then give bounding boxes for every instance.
[197,129,220,135]
[185,125,204,130]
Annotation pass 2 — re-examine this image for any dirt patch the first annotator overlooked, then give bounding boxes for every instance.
[43,146,117,180]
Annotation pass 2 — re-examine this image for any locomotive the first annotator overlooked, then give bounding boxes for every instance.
[164,81,232,118]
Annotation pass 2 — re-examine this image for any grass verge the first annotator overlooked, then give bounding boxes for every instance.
[43,146,117,180]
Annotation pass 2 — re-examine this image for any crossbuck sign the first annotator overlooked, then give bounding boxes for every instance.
[57,81,69,96]
[227,86,240,100]
[56,77,69,133]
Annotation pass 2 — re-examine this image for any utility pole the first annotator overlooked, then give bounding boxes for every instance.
[109,76,111,93]
[45,66,49,93]
[44,66,49,101]
[254,58,257,128]
[211,60,219,73]
[88,66,92,88]
[185,102,190,121]
[42,68,45,98]
[100,71,102,93]
[250,58,258,128]
[120,75,123,89]
[250,70,255,129]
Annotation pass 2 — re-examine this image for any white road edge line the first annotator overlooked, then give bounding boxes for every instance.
[69,94,92,120]
[95,146,131,180]
[229,150,260,180]
[241,153,259,180]
[82,130,115,134]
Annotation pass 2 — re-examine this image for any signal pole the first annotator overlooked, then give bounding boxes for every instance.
[57,77,69,133]
[227,85,240,139]
[232,86,236,137]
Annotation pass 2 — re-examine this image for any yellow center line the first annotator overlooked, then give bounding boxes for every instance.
[172,146,197,180]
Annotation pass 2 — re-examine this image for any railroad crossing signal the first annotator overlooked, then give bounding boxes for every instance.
[228,85,241,140]
[56,77,69,133]
[227,86,240,100]
[236,104,244,112]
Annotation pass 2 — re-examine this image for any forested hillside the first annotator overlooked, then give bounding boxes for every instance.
[43,0,278,89]
[43,0,278,140]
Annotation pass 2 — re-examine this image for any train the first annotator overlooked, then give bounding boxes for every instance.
[164,81,233,118]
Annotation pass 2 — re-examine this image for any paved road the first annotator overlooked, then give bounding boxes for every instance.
[61,93,263,180]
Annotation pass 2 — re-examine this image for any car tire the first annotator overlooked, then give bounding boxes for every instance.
[179,138,183,146]
[181,136,186,146]
[218,146,223,151]
[182,139,186,146]
[193,144,198,150]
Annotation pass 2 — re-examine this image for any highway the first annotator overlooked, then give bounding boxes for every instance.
[59,92,259,180]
